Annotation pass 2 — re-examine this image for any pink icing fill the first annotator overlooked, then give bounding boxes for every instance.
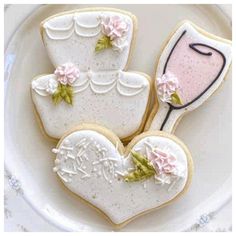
[165,34,224,105]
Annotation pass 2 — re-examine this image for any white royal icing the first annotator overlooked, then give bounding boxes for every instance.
[148,21,232,132]
[52,130,189,224]
[44,15,101,40]
[31,71,150,139]
[32,76,59,96]
[32,10,150,140]
[42,11,133,71]
[32,70,147,96]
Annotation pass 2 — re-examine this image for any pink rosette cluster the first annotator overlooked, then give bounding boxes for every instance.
[54,63,80,85]
[100,15,129,40]
[156,71,179,103]
[147,148,176,175]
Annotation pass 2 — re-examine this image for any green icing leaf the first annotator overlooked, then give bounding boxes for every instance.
[95,35,112,52]
[63,85,73,105]
[64,94,73,105]
[171,91,182,105]
[52,84,73,105]
[124,151,156,182]
[52,84,63,105]
[52,91,63,105]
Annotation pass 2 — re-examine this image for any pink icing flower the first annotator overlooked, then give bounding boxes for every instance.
[54,63,80,85]
[156,71,179,103]
[100,15,129,41]
[147,148,176,175]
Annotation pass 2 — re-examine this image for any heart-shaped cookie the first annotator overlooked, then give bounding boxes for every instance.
[52,124,193,227]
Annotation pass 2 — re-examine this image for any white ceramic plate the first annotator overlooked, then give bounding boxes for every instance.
[5,4,232,231]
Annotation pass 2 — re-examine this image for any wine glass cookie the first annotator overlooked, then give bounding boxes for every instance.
[31,8,151,142]
[52,123,193,227]
[145,21,232,133]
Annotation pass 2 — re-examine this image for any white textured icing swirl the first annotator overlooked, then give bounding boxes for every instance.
[32,76,58,96]
[32,70,147,97]
[52,133,124,184]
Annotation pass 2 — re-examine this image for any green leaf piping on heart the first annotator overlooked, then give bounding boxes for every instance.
[171,91,182,105]
[52,84,73,105]
[124,151,156,182]
[95,35,112,52]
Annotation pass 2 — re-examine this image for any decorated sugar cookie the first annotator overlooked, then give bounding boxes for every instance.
[145,21,232,133]
[52,124,193,227]
[31,8,151,141]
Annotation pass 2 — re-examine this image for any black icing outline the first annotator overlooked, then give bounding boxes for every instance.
[160,30,226,130]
